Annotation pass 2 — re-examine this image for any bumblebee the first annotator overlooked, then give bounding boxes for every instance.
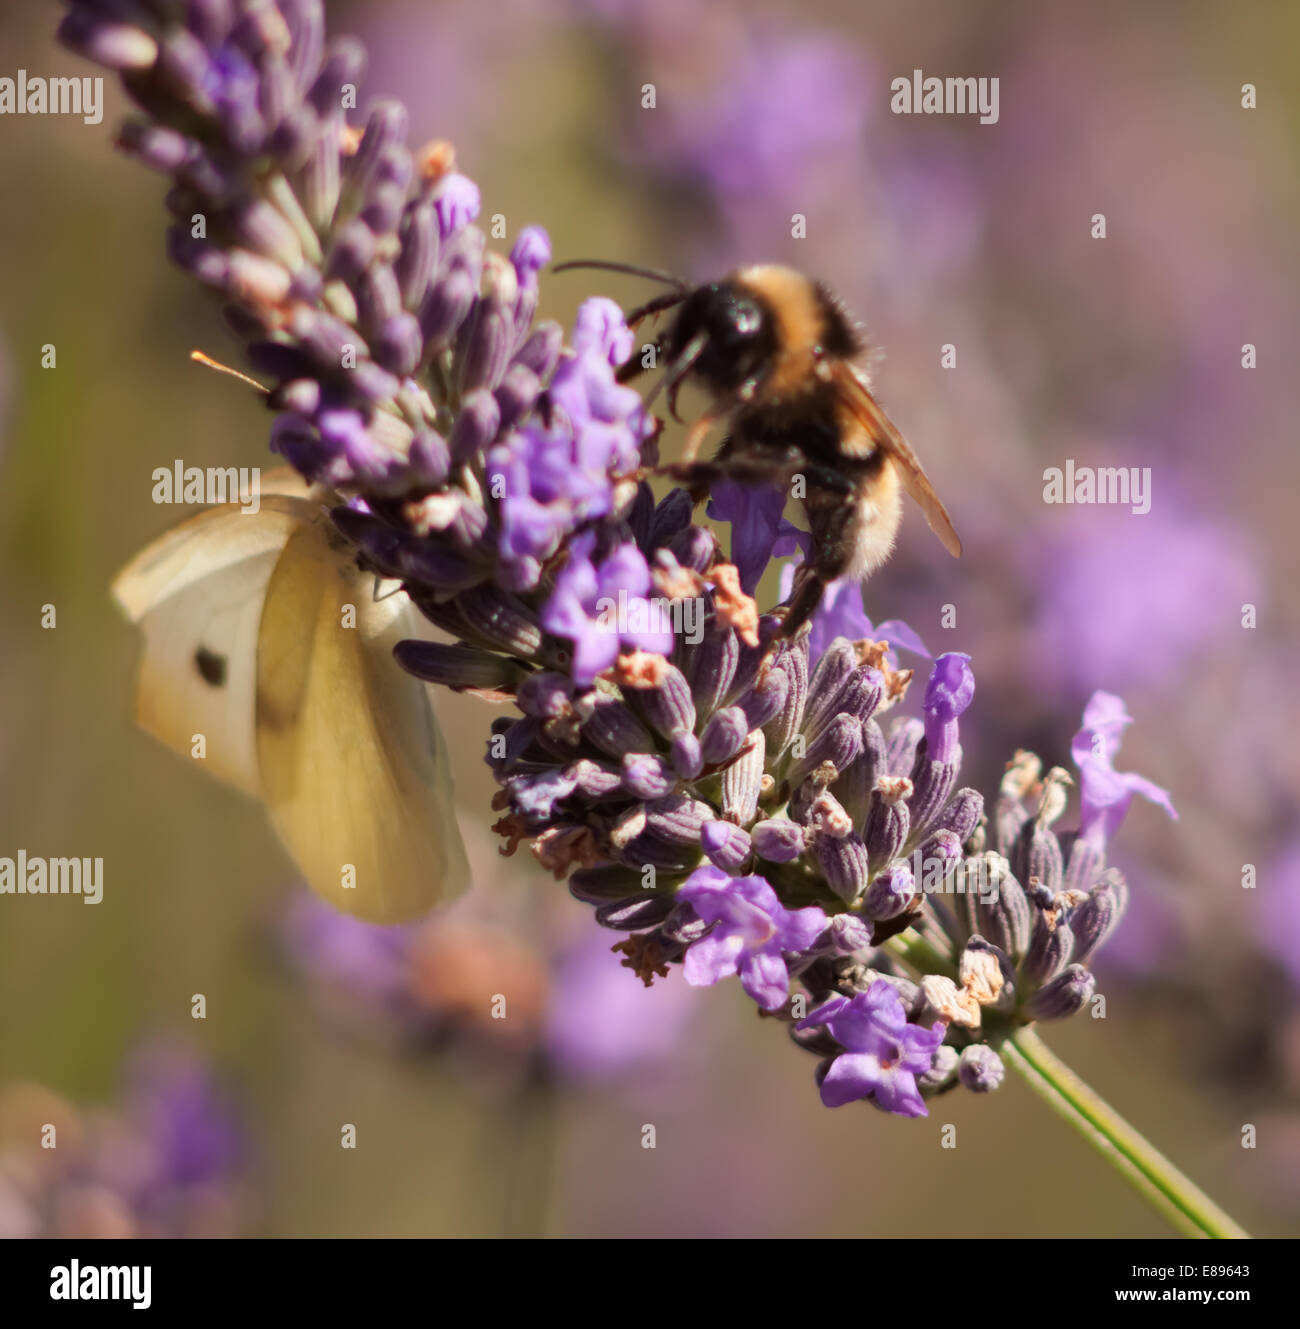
[556,260,962,634]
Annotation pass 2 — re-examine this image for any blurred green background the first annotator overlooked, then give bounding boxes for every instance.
[0,0,1296,1237]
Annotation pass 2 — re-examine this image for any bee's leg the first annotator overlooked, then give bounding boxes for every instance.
[779,564,827,637]
[658,458,723,505]
[777,463,861,637]
[680,408,725,465]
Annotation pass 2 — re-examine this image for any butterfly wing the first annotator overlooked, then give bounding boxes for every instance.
[254,511,470,924]
[835,363,963,558]
[111,495,315,796]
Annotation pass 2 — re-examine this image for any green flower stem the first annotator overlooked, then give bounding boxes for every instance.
[1003,1027,1250,1239]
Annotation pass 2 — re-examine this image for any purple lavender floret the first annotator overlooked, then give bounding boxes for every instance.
[677,866,826,1010]
[63,0,1180,1120]
[798,984,945,1115]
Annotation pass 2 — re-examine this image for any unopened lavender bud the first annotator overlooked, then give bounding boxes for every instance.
[324,217,374,285]
[372,312,423,376]
[666,524,717,573]
[581,694,655,758]
[637,664,696,739]
[568,865,645,903]
[1063,834,1105,893]
[919,1044,960,1092]
[117,121,190,173]
[661,902,710,946]
[456,271,517,395]
[570,760,622,799]
[862,861,915,921]
[454,586,543,657]
[407,429,451,488]
[360,180,408,238]
[958,1045,1005,1093]
[393,640,526,691]
[1071,868,1128,964]
[814,832,871,904]
[513,321,564,381]
[971,856,1033,961]
[419,264,477,348]
[395,202,438,309]
[811,665,883,737]
[912,828,963,894]
[1028,965,1096,1020]
[700,706,750,765]
[907,747,960,839]
[58,12,159,69]
[762,647,808,757]
[449,389,501,466]
[721,729,765,823]
[494,364,541,432]
[1023,909,1076,986]
[1011,821,1065,895]
[430,171,480,238]
[824,913,873,955]
[671,733,703,779]
[886,715,924,779]
[516,672,574,719]
[934,788,984,844]
[801,638,858,737]
[622,753,674,800]
[644,795,713,845]
[789,712,863,785]
[701,820,752,870]
[595,894,675,932]
[864,776,913,867]
[649,488,694,550]
[684,622,739,718]
[752,817,805,863]
[735,668,789,732]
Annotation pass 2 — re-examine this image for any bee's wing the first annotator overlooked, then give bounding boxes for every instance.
[833,363,963,558]
[254,510,470,924]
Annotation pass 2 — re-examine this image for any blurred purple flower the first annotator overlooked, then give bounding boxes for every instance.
[678,867,826,1010]
[282,890,415,1015]
[124,1042,246,1194]
[1256,839,1300,990]
[543,927,697,1081]
[1034,505,1259,691]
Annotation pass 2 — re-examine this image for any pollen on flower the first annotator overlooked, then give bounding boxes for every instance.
[613,649,670,689]
[706,563,760,646]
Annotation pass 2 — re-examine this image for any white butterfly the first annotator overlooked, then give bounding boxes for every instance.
[112,468,469,923]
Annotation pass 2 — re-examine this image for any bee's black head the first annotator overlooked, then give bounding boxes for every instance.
[663,280,777,394]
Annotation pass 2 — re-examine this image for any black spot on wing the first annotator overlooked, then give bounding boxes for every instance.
[194,646,227,688]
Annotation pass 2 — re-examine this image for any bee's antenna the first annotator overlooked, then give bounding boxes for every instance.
[190,349,268,394]
[551,259,689,291]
